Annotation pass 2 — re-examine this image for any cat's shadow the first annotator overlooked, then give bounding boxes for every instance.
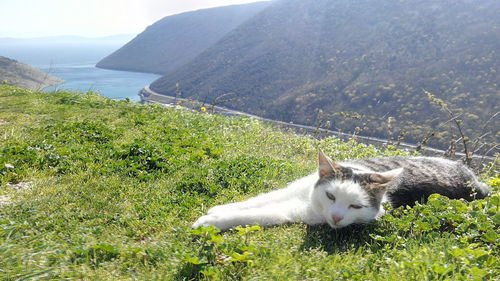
[300,223,376,254]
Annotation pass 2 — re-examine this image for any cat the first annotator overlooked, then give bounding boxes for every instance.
[192,150,490,230]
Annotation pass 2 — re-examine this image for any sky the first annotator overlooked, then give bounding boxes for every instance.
[0,0,270,38]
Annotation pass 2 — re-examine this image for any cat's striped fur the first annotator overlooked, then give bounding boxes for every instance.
[343,157,490,207]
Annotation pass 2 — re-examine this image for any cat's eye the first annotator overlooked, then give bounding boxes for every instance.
[350,204,363,209]
[326,192,336,201]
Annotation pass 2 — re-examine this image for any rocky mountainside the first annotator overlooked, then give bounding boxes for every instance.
[96,2,270,74]
[150,0,499,151]
[0,56,63,90]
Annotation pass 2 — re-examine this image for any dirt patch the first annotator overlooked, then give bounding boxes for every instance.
[7,181,32,190]
[0,182,32,207]
[0,195,10,206]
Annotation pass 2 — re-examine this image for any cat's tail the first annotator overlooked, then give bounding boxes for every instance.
[474,182,491,199]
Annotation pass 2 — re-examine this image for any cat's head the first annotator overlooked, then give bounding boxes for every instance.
[311,150,402,228]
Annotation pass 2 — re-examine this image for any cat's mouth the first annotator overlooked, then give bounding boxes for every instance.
[326,220,345,229]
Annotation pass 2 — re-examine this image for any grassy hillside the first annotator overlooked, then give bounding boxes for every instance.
[96,2,270,74]
[150,0,499,153]
[0,85,498,280]
[0,56,63,90]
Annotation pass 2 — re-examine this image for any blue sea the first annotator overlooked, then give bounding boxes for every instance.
[41,64,160,101]
[0,38,160,101]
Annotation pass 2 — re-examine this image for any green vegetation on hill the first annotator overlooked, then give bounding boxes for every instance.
[0,56,63,90]
[96,2,270,74]
[150,0,499,153]
[0,85,498,280]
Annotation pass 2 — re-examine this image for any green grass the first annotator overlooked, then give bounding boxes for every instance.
[0,85,498,280]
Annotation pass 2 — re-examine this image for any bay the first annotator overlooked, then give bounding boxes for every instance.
[0,37,160,101]
[42,64,160,101]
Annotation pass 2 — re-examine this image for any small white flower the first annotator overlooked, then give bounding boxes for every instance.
[4,163,14,169]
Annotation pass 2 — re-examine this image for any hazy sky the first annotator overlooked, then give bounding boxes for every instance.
[0,0,270,38]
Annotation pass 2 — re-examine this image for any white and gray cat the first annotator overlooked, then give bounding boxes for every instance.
[193,151,490,230]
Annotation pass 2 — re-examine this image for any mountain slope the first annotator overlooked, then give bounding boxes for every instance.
[150,0,500,151]
[0,56,63,90]
[96,2,270,74]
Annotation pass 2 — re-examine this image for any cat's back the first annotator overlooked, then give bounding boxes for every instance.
[345,156,490,207]
[346,156,456,173]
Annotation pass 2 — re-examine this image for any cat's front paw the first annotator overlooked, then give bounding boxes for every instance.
[192,214,227,230]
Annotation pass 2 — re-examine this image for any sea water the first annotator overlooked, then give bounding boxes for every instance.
[0,39,160,101]
[42,64,160,101]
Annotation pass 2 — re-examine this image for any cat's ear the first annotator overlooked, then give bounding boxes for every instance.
[318,149,344,178]
[365,168,403,197]
[369,168,403,184]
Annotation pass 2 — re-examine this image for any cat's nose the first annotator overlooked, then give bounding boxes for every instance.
[332,215,343,224]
